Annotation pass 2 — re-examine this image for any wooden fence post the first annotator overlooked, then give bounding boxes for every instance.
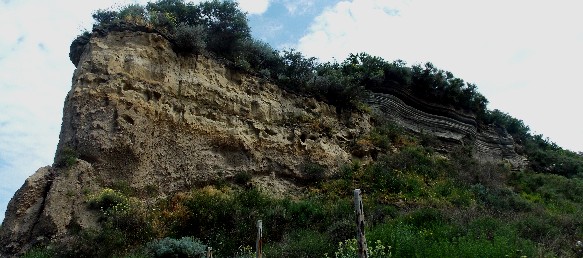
[256,220,263,258]
[206,246,213,258]
[354,189,368,258]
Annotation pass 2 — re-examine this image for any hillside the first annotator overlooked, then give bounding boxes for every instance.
[2,1,583,257]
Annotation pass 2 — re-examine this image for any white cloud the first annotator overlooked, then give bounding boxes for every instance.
[283,0,315,15]
[237,0,270,15]
[298,0,583,152]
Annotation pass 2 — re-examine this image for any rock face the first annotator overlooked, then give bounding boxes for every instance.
[0,30,369,256]
[367,92,525,167]
[0,30,524,256]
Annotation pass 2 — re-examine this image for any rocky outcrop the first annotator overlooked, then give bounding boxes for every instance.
[367,93,526,167]
[1,30,369,256]
[1,29,525,256]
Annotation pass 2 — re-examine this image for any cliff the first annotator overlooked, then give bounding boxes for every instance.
[0,30,524,256]
[367,93,525,167]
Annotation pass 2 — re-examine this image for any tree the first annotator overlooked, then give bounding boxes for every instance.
[193,0,251,58]
[276,50,317,91]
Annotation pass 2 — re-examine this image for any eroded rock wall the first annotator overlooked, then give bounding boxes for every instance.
[367,93,526,167]
[1,31,369,256]
[1,29,526,256]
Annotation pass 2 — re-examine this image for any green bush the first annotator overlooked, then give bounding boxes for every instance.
[368,217,537,258]
[472,184,533,212]
[56,147,78,168]
[265,230,332,258]
[50,227,130,257]
[233,171,252,185]
[92,9,118,24]
[303,162,326,182]
[88,188,128,211]
[404,207,445,229]
[326,218,354,245]
[173,23,206,54]
[327,238,391,258]
[21,247,53,258]
[147,237,207,258]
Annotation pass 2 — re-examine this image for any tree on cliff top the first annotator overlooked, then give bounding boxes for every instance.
[92,0,251,59]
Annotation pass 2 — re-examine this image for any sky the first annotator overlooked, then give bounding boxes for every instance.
[1,0,582,222]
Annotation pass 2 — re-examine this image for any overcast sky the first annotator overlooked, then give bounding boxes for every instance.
[1,0,582,222]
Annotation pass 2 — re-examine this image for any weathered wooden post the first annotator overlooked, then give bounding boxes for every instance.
[256,220,263,258]
[354,189,368,258]
[206,246,213,258]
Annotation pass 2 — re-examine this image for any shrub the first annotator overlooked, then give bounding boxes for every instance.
[362,159,405,194]
[234,171,252,185]
[472,184,533,212]
[238,39,282,72]
[56,147,78,168]
[148,11,177,33]
[50,227,130,257]
[303,162,326,182]
[172,23,206,54]
[21,247,52,258]
[311,66,365,111]
[147,237,207,258]
[196,0,251,58]
[118,4,147,24]
[327,238,391,258]
[88,188,128,211]
[326,218,354,245]
[276,50,317,91]
[92,9,118,24]
[404,207,444,229]
[266,230,332,257]
[69,31,91,67]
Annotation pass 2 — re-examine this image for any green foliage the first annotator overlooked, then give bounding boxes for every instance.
[409,62,489,115]
[327,238,391,258]
[146,237,207,258]
[173,23,206,54]
[485,109,583,177]
[84,188,156,255]
[510,171,583,210]
[311,61,366,110]
[265,230,332,257]
[275,50,317,91]
[485,109,530,142]
[69,30,91,67]
[21,247,52,258]
[92,9,119,24]
[233,171,252,185]
[303,162,326,182]
[472,184,533,212]
[236,39,282,74]
[194,0,250,58]
[88,188,128,211]
[526,136,583,177]
[368,216,537,258]
[145,0,189,25]
[92,0,250,60]
[118,4,147,23]
[56,146,78,168]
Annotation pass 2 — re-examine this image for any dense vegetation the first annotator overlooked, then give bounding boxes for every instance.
[33,0,583,257]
